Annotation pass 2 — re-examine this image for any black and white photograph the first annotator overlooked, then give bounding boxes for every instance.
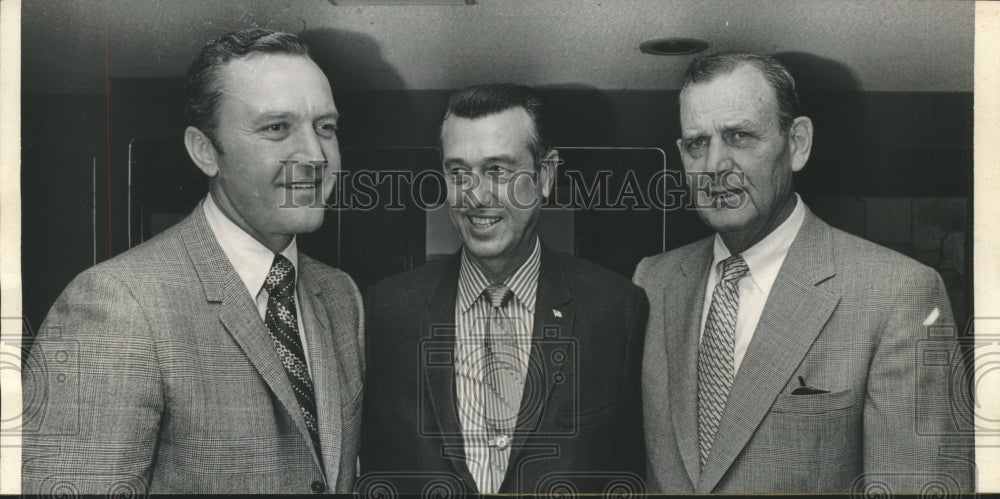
[1,0,996,495]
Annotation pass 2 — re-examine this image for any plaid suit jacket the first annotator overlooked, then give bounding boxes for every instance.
[22,203,364,494]
[634,207,974,494]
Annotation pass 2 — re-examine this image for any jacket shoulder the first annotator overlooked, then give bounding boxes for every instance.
[37,222,196,342]
[550,252,641,297]
[826,225,938,281]
[634,235,713,286]
[299,253,361,295]
[76,218,192,285]
[369,258,452,297]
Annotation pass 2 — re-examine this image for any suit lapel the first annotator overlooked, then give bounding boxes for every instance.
[502,248,573,490]
[697,210,841,492]
[297,260,343,485]
[182,206,323,475]
[422,254,477,485]
[665,239,713,488]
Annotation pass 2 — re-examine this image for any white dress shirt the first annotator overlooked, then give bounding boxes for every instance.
[202,194,311,374]
[699,193,806,375]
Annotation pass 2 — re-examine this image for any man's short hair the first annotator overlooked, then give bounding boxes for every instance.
[442,83,551,168]
[680,51,801,132]
[184,28,311,153]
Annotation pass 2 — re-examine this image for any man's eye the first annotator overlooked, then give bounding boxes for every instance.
[727,131,753,143]
[262,123,291,135]
[448,170,472,184]
[316,122,338,137]
[685,138,708,151]
[486,166,516,183]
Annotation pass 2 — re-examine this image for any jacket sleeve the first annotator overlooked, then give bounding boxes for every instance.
[618,284,649,479]
[862,266,975,493]
[22,269,164,496]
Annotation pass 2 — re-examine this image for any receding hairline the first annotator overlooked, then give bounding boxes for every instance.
[677,62,787,126]
[440,106,541,164]
[441,106,540,152]
[442,105,535,130]
[680,61,773,97]
[213,52,333,106]
[216,51,324,83]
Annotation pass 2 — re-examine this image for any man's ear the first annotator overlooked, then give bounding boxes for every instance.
[788,116,813,172]
[538,148,559,199]
[184,126,220,177]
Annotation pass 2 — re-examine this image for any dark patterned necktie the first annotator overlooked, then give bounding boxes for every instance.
[264,254,322,465]
[480,283,520,493]
[697,255,749,468]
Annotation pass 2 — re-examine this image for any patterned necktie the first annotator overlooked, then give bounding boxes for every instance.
[264,254,323,466]
[480,283,521,493]
[697,255,749,468]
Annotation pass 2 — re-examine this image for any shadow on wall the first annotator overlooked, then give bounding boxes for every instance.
[537,83,621,147]
[770,51,872,197]
[773,51,969,328]
[538,82,709,256]
[299,28,422,147]
[299,27,408,93]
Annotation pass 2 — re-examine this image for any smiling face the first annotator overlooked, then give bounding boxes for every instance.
[441,107,554,280]
[187,53,340,252]
[677,63,811,252]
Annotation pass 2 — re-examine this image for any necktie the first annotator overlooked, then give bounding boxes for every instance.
[697,255,749,468]
[480,283,521,492]
[264,254,323,466]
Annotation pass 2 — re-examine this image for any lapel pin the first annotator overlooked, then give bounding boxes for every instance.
[553,309,563,318]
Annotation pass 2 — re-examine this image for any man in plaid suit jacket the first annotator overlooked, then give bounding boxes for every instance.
[633,52,974,494]
[22,29,363,494]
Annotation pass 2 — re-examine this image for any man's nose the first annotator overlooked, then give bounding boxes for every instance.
[705,139,734,173]
[466,171,498,208]
[293,129,326,161]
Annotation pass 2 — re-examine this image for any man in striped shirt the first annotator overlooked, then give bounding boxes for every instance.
[361,83,649,494]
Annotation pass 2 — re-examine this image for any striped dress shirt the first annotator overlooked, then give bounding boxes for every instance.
[454,238,540,493]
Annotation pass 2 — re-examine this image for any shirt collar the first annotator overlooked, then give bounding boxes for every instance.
[203,193,298,298]
[710,193,806,293]
[457,237,541,314]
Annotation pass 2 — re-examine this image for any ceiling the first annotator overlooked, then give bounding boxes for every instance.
[21,0,974,94]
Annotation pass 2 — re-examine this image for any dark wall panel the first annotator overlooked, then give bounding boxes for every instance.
[21,94,107,333]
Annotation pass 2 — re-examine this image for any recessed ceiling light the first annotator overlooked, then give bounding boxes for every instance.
[640,38,708,56]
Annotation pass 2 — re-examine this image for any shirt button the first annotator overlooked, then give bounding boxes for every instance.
[311,480,326,493]
[495,434,510,450]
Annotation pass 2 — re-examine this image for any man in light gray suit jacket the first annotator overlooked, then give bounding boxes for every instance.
[22,28,363,494]
[634,52,974,494]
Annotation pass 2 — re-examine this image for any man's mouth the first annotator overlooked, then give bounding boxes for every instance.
[708,187,745,207]
[709,186,740,196]
[283,181,320,190]
[468,215,502,228]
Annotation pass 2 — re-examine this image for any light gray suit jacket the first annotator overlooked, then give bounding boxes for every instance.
[634,208,974,494]
[22,203,364,494]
